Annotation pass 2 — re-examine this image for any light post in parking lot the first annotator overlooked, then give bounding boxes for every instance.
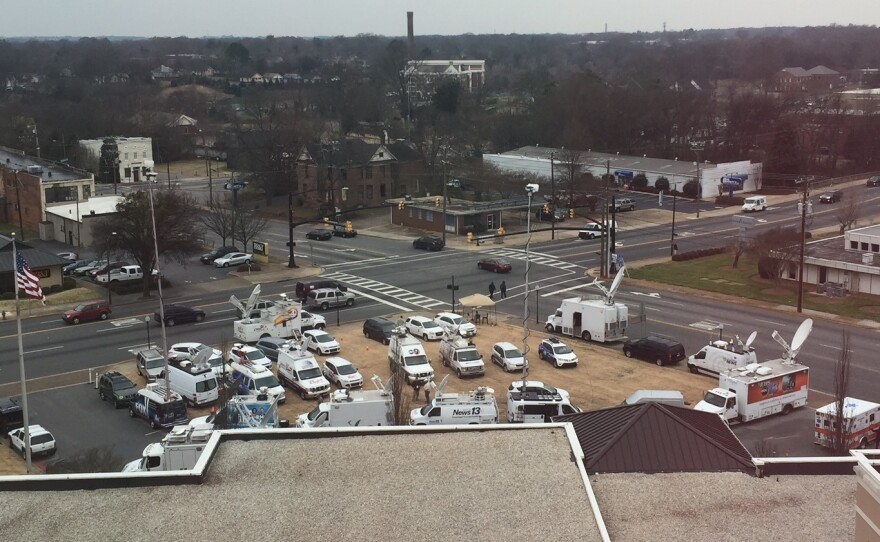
[335,291,342,327]
[144,315,151,348]
[106,231,117,306]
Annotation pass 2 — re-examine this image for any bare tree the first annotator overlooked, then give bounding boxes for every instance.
[233,207,269,252]
[830,330,853,454]
[388,362,412,426]
[835,192,862,234]
[557,149,583,207]
[200,202,235,247]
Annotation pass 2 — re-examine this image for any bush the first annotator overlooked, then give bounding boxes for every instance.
[682,180,700,199]
[46,284,62,294]
[62,277,76,290]
[631,174,648,189]
[655,177,670,192]
[715,195,745,206]
[672,246,726,262]
[108,277,173,295]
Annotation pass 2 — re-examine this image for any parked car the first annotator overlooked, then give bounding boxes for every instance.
[413,235,444,251]
[536,208,566,222]
[228,343,272,369]
[508,380,570,401]
[322,357,364,389]
[434,312,476,338]
[302,329,341,355]
[62,259,92,275]
[819,190,843,203]
[168,343,222,366]
[200,246,238,264]
[295,279,347,300]
[405,315,444,341]
[97,371,138,408]
[306,229,333,241]
[56,251,78,261]
[492,342,528,372]
[73,259,107,276]
[622,335,686,366]
[88,261,129,279]
[254,337,291,361]
[363,317,396,345]
[62,300,111,325]
[8,425,56,458]
[214,252,253,268]
[238,299,276,319]
[154,304,206,326]
[136,348,166,382]
[867,176,880,187]
[306,288,355,310]
[301,310,327,330]
[538,337,579,368]
[477,258,512,273]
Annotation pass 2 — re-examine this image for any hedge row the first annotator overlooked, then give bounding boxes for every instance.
[672,246,727,261]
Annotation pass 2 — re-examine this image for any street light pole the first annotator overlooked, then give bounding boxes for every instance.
[288,190,297,268]
[144,316,151,348]
[550,151,556,240]
[107,231,116,306]
[797,182,811,313]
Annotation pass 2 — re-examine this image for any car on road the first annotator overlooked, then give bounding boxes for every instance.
[214,252,253,267]
[477,258,512,273]
[254,337,290,361]
[819,190,843,203]
[306,288,356,310]
[302,329,341,355]
[56,251,78,261]
[322,357,364,389]
[609,198,635,212]
[413,235,444,251]
[868,176,880,187]
[492,342,528,372]
[363,316,396,344]
[405,316,444,341]
[741,196,767,212]
[622,335,686,366]
[136,348,166,381]
[578,223,606,240]
[306,229,333,241]
[536,208,566,222]
[295,279,348,300]
[332,224,357,238]
[224,180,248,190]
[97,371,138,408]
[154,304,205,326]
[62,300,111,325]
[8,425,56,458]
[538,337,579,368]
[228,343,272,369]
[200,246,238,265]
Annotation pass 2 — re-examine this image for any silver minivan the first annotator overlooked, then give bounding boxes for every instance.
[307,288,356,310]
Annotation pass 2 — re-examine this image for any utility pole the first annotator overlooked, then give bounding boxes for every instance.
[13,171,24,239]
[797,180,811,313]
[442,159,449,246]
[550,151,556,240]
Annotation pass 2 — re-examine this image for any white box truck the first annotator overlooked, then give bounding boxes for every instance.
[122,425,212,472]
[687,331,758,377]
[544,267,628,343]
[388,328,434,384]
[296,376,393,428]
[695,319,813,424]
[230,285,303,343]
[815,398,880,450]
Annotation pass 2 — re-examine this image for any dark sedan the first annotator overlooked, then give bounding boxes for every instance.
[153,304,205,326]
[477,258,512,273]
[307,229,333,241]
[413,235,444,251]
[200,246,238,264]
[819,190,842,204]
[868,176,880,187]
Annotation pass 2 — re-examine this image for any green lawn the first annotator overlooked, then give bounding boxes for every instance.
[628,254,880,321]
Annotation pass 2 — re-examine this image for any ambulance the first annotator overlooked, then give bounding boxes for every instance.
[815,398,880,450]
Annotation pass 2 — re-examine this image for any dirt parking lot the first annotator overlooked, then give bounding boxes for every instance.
[0,316,713,475]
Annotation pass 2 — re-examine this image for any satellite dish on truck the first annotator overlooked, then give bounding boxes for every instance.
[588,265,626,306]
[229,284,262,322]
[771,318,813,363]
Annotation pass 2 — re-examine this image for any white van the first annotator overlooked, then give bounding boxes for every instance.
[229,360,286,403]
[410,380,497,425]
[165,358,219,406]
[687,338,757,377]
[507,390,581,422]
[741,196,767,212]
[277,346,331,399]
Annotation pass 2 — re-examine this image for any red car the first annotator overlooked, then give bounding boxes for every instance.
[477,258,512,273]
[62,300,111,324]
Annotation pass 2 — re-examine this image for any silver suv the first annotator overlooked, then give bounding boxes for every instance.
[307,288,356,310]
[609,198,635,212]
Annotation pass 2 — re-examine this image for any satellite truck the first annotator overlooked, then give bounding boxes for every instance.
[687,327,759,376]
[295,375,394,428]
[122,425,213,472]
[544,266,628,342]
[695,319,812,424]
[231,284,303,343]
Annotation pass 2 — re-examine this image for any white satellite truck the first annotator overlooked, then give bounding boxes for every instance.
[231,285,303,343]
[438,335,485,378]
[544,266,628,342]
[687,328,758,376]
[122,424,213,472]
[695,319,812,424]
[296,375,394,428]
[409,376,498,425]
[815,398,880,450]
[388,327,435,385]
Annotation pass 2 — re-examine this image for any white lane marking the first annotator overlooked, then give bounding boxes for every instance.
[25,345,64,354]
[40,319,58,324]
[196,317,237,326]
[121,344,150,351]
[345,288,409,311]
[755,318,787,327]
[819,344,843,351]
[540,284,589,297]
[212,308,237,313]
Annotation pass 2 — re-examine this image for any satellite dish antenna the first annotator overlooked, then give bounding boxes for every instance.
[229,294,247,318]
[745,331,757,350]
[244,284,261,313]
[435,375,450,396]
[589,265,626,305]
[191,347,213,369]
[771,318,812,363]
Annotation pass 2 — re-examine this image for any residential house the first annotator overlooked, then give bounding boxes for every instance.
[240,73,265,84]
[151,65,177,80]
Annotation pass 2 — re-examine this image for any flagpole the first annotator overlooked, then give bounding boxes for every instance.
[12,236,32,474]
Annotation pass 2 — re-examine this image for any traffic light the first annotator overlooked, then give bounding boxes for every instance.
[323,217,329,223]
[497,227,505,237]
[568,208,575,219]
[467,232,474,243]
[435,196,441,206]
[398,201,405,210]
[543,203,550,214]
[345,221,353,233]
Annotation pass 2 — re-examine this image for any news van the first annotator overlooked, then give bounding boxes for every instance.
[229,360,286,403]
[128,383,189,429]
[409,377,498,425]
[166,357,219,406]
[507,389,581,423]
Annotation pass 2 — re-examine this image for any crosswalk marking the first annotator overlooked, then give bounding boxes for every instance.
[322,272,447,310]
[480,248,581,270]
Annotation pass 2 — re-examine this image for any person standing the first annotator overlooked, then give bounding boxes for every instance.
[412,381,422,401]
[488,281,496,300]
[424,379,438,403]
[500,281,507,299]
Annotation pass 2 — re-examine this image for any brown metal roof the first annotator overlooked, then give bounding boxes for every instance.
[555,403,754,474]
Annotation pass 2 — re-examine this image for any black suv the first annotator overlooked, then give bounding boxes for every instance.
[868,176,880,187]
[154,304,206,326]
[200,246,238,264]
[413,235,444,251]
[622,336,686,366]
[295,279,347,300]
[0,396,23,434]
[98,371,138,408]
[363,317,396,344]
[819,190,843,204]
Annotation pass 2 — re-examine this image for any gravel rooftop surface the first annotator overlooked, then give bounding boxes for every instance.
[592,471,855,541]
[0,428,604,541]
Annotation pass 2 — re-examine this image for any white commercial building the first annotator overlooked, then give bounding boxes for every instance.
[797,224,880,296]
[78,137,154,183]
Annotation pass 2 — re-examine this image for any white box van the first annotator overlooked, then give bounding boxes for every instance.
[229,360,286,403]
[165,358,219,406]
[741,196,767,212]
[410,379,497,425]
[687,338,757,377]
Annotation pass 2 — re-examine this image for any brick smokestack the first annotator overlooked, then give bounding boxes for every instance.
[407,11,414,59]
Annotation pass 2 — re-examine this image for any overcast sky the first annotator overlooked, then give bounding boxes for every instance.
[4,0,878,38]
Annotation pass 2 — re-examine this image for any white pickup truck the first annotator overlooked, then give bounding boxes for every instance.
[96,265,157,283]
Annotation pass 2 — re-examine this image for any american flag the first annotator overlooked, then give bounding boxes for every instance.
[15,251,45,304]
